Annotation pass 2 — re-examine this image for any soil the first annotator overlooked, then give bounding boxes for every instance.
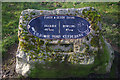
[2,43,23,79]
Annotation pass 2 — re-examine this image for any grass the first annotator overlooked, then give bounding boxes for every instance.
[2,2,119,78]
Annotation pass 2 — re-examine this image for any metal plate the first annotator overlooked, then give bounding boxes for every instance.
[27,15,91,39]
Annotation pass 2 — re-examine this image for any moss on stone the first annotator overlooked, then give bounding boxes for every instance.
[90,36,99,47]
[20,41,28,49]
[19,24,23,28]
[82,7,101,32]
[40,11,43,13]
[30,12,36,15]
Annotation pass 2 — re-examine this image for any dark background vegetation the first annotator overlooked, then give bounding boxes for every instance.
[1,2,120,78]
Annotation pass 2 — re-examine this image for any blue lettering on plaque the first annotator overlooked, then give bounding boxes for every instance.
[27,15,91,39]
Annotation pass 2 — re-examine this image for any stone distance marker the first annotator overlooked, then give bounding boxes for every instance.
[16,7,114,77]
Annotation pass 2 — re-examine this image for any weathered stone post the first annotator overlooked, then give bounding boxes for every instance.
[16,7,114,77]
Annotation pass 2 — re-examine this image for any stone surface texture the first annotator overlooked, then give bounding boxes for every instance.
[16,7,114,76]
